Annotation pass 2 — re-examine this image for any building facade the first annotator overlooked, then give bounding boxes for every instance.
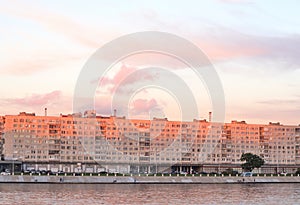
[1,112,300,174]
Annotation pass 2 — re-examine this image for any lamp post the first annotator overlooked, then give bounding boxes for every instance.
[276,134,280,174]
[12,151,18,175]
[270,136,278,174]
[277,141,279,174]
[12,158,14,175]
[155,148,158,174]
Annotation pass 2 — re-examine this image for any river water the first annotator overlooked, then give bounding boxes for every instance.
[0,183,299,204]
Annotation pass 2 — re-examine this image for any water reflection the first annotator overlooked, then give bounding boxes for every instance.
[0,183,299,204]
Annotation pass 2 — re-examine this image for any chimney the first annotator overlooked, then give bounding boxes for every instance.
[45,108,47,116]
[208,112,212,122]
[113,109,117,117]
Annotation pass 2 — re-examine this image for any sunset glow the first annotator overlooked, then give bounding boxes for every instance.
[0,0,299,125]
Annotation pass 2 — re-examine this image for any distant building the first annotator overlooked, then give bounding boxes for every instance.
[1,111,300,174]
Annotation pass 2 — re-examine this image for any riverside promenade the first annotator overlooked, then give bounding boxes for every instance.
[1,174,300,184]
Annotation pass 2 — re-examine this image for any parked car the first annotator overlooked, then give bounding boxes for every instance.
[45,170,54,175]
[280,172,287,176]
[23,170,30,174]
[29,169,37,174]
[0,171,11,175]
[171,171,180,174]
[40,170,48,175]
[210,172,218,175]
[199,171,208,175]
[57,170,65,175]
[241,172,253,177]
[180,171,188,175]
[221,169,239,175]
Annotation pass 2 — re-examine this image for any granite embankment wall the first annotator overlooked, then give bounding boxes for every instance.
[1,175,300,184]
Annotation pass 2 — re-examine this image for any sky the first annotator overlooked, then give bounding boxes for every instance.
[0,0,299,125]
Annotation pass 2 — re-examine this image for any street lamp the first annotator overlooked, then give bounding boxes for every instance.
[155,148,158,174]
[270,137,278,174]
[12,151,18,175]
[277,141,279,174]
[12,159,14,175]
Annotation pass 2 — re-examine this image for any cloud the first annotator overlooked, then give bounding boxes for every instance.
[3,2,299,77]
[4,90,61,107]
[0,1,116,76]
[93,64,162,117]
[120,52,191,70]
[100,64,137,86]
[0,90,71,116]
[131,98,160,115]
[260,35,300,68]
[122,8,266,62]
[2,1,300,74]
[0,2,104,48]
[191,26,300,70]
[94,96,163,117]
[96,63,159,94]
[0,52,81,76]
[198,38,264,61]
[190,26,266,61]
[257,98,300,105]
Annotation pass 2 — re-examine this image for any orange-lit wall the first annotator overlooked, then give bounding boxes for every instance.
[1,112,300,173]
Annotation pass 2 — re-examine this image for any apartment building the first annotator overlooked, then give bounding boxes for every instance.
[220,121,300,173]
[1,111,300,173]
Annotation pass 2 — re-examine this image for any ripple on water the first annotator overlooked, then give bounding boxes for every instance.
[0,183,300,205]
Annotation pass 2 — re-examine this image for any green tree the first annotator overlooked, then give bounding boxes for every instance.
[240,153,264,172]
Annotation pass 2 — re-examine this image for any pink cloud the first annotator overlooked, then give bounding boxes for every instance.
[122,8,262,61]
[0,2,118,76]
[0,3,103,48]
[2,1,297,71]
[7,90,61,106]
[119,53,188,70]
[191,28,267,61]
[0,5,94,75]
[200,40,265,60]
[132,98,159,114]
[100,64,136,86]
[93,64,162,117]
[0,90,70,116]
[97,63,158,93]
[0,53,81,76]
